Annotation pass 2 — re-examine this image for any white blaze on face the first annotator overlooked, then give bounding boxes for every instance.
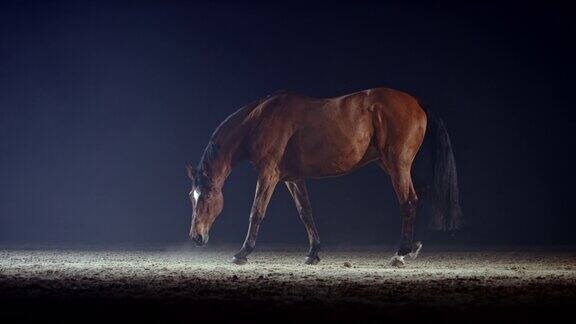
[190,189,201,204]
[193,189,200,202]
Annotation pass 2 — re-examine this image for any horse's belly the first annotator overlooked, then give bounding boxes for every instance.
[282,119,375,178]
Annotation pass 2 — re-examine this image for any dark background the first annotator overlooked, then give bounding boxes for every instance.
[1,1,574,246]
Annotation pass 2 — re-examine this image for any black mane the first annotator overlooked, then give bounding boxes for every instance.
[196,140,220,184]
[193,96,266,182]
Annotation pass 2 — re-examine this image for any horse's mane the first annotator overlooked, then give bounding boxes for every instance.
[196,97,264,176]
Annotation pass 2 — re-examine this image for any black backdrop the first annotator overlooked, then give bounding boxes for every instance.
[1,1,574,245]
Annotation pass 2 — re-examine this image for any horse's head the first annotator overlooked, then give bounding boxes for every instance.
[186,165,223,246]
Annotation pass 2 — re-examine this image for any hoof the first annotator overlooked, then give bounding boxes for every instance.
[389,254,405,268]
[304,256,320,265]
[231,256,248,265]
[408,241,423,259]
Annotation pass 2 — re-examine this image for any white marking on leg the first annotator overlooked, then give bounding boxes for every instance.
[408,242,423,259]
[389,253,406,267]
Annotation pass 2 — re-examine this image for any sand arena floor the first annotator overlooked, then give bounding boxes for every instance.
[1,244,575,322]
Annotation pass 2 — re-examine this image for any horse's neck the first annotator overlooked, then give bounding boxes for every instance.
[201,127,248,189]
[205,153,232,189]
[200,100,260,188]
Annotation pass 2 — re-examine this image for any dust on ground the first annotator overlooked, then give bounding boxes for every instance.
[1,244,575,322]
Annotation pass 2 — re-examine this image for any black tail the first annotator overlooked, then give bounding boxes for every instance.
[424,110,463,230]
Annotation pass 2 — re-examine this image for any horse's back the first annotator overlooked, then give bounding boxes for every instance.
[244,88,426,178]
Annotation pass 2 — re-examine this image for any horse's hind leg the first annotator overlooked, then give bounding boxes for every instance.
[374,102,426,267]
[285,180,321,265]
[384,163,422,267]
[377,144,423,267]
[232,168,279,265]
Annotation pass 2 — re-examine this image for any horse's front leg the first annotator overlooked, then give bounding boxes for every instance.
[232,168,279,265]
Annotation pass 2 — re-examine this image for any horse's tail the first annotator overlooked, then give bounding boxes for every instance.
[423,109,463,230]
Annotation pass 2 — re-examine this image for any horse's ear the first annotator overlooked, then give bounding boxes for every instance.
[186,164,196,181]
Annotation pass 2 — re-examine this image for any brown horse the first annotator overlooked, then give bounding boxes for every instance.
[187,88,462,267]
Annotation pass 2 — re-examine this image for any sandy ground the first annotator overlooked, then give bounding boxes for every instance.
[1,244,575,323]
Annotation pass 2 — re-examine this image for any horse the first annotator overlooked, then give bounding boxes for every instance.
[186,87,462,267]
